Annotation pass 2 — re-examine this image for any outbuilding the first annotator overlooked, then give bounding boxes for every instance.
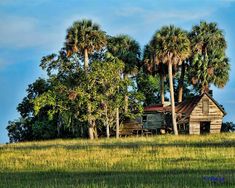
[143,93,226,134]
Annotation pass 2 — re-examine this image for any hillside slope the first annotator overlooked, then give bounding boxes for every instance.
[0,134,235,188]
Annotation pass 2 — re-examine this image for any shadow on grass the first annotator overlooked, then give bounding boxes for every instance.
[2,140,235,151]
[0,169,234,188]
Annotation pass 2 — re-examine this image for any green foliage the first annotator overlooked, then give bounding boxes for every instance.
[151,25,191,65]
[136,70,161,106]
[65,19,107,56]
[6,19,231,142]
[6,78,60,143]
[33,56,143,137]
[107,34,141,75]
[75,60,127,124]
[6,118,33,143]
[221,122,235,132]
[188,21,230,93]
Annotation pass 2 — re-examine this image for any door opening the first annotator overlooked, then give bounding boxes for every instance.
[200,121,210,134]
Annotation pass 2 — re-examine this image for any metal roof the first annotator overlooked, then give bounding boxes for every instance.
[144,93,226,117]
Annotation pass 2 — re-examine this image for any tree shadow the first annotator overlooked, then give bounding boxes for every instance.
[0,169,234,188]
[2,139,234,151]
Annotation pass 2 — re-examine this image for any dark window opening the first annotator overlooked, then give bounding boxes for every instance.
[200,121,210,134]
[178,124,189,134]
[142,115,147,122]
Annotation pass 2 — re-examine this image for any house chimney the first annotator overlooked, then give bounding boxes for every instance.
[208,90,213,97]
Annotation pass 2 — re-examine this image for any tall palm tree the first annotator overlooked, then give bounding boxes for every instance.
[65,19,107,72]
[188,21,229,94]
[152,25,190,135]
[177,60,186,102]
[65,19,107,139]
[107,35,141,113]
[143,43,168,105]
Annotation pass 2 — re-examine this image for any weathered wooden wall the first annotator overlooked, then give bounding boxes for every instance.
[143,113,163,130]
[189,95,223,134]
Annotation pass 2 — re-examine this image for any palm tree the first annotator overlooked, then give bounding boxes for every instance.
[65,19,107,72]
[65,19,107,139]
[107,35,141,113]
[176,31,191,103]
[143,43,168,105]
[177,60,186,102]
[188,21,230,94]
[152,25,190,135]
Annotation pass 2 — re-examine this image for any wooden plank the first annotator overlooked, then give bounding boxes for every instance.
[190,94,224,117]
[190,116,223,120]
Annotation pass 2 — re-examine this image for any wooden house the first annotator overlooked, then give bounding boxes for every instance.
[142,104,168,133]
[143,93,226,134]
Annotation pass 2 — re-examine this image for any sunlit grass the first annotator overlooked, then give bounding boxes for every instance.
[0,133,234,187]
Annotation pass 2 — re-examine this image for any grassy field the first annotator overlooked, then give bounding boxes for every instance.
[0,133,235,188]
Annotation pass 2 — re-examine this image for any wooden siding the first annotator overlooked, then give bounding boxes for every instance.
[189,122,200,135]
[189,94,223,134]
[143,113,163,129]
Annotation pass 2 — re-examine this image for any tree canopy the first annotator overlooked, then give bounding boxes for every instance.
[6,19,231,142]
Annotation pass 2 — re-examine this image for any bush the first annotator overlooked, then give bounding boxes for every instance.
[221,122,235,132]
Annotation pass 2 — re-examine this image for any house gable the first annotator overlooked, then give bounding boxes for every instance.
[189,94,224,134]
[190,94,224,119]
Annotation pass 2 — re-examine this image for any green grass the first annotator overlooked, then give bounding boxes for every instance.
[0,133,235,187]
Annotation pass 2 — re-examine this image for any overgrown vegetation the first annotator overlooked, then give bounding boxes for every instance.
[6,19,231,142]
[0,134,234,187]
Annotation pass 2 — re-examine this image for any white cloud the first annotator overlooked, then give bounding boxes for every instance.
[115,7,145,17]
[0,15,65,50]
[0,0,50,6]
[146,10,214,22]
[117,6,214,23]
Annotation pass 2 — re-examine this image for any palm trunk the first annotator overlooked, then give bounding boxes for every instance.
[168,62,178,135]
[178,62,185,103]
[124,74,128,114]
[116,107,119,138]
[84,48,94,139]
[160,73,165,105]
[84,48,89,72]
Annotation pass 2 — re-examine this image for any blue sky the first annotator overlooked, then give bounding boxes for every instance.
[0,0,235,143]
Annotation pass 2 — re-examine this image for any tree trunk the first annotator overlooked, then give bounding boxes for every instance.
[84,48,89,72]
[160,73,165,105]
[80,124,84,137]
[124,74,128,114]
[178,62,185,103]
[84,49,93,139]
[105,104,110,138]
[116,107,119,138]
[93,121,98,139]
[168,62,178,135]
[106,124,110,138]
[88,104,94,139]
[57,113,62,137]
[88,126,94,139]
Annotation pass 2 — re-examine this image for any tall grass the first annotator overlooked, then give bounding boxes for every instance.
[0,133,234,187]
